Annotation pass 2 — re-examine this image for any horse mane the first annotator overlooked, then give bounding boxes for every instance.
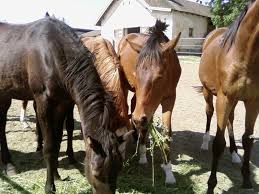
[81,36,129,127]
[137,20,169,67]
[221,0,255,50]
[44,18,118,153]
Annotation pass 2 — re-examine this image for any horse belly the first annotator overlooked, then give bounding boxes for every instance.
[0,59,32,100]
[225,76,259,101]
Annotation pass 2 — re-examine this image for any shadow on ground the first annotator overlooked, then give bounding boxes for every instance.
[1,128,258,194]
[117,130,259,194]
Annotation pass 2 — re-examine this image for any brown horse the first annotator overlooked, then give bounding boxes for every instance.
[197,27,242,164]
[0,18,131,194]
[23,35,132,165]
[199,0,258,193]
[118,20,181,184]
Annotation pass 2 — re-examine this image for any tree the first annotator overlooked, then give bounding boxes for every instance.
[210,0,249,27]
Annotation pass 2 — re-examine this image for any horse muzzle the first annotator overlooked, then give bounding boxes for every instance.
[132,115,148,129]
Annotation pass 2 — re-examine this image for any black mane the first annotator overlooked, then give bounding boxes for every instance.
[221,0,255,50]
[137,20,169,67]
[43,18,118,152]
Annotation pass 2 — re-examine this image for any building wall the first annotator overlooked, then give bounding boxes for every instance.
[100,0,156,48]
[171,11,208,54]
[150,10,172,38]
[100,0,209,53]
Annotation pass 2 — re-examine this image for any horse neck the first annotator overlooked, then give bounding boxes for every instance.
[89,38,129,127]
[234,1,259,62]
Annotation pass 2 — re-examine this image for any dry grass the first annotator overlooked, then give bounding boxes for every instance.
[0,56,258,194]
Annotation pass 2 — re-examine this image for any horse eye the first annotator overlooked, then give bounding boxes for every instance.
[155,75,163,81]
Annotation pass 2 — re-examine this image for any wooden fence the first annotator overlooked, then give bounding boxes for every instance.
[176,37,205,56]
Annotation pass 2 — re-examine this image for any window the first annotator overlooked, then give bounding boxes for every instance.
[189,28,194,37]
[127,27,140,34]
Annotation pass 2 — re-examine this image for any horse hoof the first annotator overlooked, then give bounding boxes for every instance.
[242,181,253,189]
[201,143,209,150]
[54,173,61,181]
[6,163,17,176]
[45,184,56,194]
[231,152,241,164]
[161,162,176,185]
[206,189,214,194]
[139,156,148,164]
[165,176,176,185]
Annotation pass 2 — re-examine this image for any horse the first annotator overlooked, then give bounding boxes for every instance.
[19,100,30,128]
[118,20,181,184]
[195,27,242,164]
[199,0,259,193]
[80,36,130,129]
[0,17,132,194]
[20,35,132,165]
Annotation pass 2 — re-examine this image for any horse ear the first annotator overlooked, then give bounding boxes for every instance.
[116,129,134,159]
[126,39,143,53]
[162,32,181,53]
[45,12,50,17]
[115,127,134,142]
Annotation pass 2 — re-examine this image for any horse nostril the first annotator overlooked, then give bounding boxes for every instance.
[140,116,147,127]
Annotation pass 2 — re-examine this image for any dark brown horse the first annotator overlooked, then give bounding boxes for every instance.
[0,18,130,194]
[199,1,258,193]
[118,20,181,184]
[196,27,242,164]
[23,35,132,165]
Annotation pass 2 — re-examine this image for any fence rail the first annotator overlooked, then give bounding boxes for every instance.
[176,37,205,56]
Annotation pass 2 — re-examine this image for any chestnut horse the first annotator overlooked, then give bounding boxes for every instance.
[196,27,242,164]
[118,20,181,184]
[0,18,129,194]
[199,0,258,193]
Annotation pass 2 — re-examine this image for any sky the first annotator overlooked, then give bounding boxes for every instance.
[0,0,209,29]
[0,0,111,29]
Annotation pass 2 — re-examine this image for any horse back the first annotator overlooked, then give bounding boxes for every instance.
[0,19,67,100]
[202,28,227,51]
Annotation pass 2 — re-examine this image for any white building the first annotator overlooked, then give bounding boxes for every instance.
[96,0,213,54]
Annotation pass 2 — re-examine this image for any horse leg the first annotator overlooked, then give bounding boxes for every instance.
[20,100,30,129]
[201,88,214,150]
[227,104,241,163]
[207,92,235,194]
[138,133,148,164]
[35,96,65,194]
[160,95,176,185]
[241,101,258,189]
[33,101,43,153]
[130,94,139,141]
[65,104,76,164]
[0,98,16,176]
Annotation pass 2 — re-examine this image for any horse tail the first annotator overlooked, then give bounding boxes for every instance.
[193,86,203,94]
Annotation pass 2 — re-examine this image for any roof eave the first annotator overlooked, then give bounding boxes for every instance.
[149,7,172,12]
[95,0,115,26]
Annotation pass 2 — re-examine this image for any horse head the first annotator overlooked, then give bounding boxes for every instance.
[84,128,133,194]
[128,32,181,135]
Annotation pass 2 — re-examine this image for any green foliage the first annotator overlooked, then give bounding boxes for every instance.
[210,0,249,27]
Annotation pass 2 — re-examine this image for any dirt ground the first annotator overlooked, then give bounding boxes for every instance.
[0,56,258,194]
